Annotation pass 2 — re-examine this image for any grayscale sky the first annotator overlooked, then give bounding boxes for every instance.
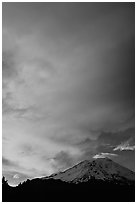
[2,2,135,186]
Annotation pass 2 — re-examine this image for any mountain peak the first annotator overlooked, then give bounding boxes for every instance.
[3,157,134,202]
[46,157,134,183]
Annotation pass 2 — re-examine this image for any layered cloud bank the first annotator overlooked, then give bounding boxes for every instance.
[2,3,135,185]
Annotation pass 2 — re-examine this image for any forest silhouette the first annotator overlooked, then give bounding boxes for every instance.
[2,176,135,202]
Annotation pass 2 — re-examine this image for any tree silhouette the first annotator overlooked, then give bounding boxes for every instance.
[2,176,135,202]
[2,176,8,186]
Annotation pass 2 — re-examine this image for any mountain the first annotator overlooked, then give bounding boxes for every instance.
[44,158,134,184]
[2,158,135,202]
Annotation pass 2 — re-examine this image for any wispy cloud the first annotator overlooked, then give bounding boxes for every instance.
[113,141,135,151]
[93,152,118,159]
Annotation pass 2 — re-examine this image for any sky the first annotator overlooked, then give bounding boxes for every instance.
[2,2,135,186]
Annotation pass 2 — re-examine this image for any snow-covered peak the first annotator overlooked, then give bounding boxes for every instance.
[45,158,134,183]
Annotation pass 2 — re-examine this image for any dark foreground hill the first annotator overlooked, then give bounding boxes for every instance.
[2,158,135,202]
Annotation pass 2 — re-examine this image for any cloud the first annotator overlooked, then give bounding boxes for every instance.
[76,128,135,162]
[2,51,18,80]
[2,30,22,83]
[2,98,31,117]
[2,170,31,186]
[13,174,20,179]
[2,3,135,184]
[93,152,118,159]
[2,157,18,167]
[51,151,78,171]
[97,128,134,147]
[113,141,135,151]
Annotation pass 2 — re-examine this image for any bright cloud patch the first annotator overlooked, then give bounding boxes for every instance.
[113,142,135,151]
[93,153,118,159]
[13,174,20,179]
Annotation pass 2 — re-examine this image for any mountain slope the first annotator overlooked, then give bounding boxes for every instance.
[43,157,134,184]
